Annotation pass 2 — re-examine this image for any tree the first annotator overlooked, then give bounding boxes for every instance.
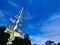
[45,40,55,45]
[0,26,32,45]
[12,33,32,45]
[23,33,31,45]
[33,44,37,45]
[12,37,24,45]
[57,42,60,45]
[0,26,9,45]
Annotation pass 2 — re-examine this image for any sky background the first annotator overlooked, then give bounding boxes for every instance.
[0,0,60,45]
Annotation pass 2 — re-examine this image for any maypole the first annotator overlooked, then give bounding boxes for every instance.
[4,5,24,45]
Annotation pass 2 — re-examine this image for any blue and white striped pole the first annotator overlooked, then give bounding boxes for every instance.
[7,6,24,45]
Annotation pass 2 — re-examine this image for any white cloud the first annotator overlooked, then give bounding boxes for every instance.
[41,14,60,34]
[30,14,60,45]
[30,36,46,45]
[8,1,18,7]
[0,10,8,25]
[30,35,60,45]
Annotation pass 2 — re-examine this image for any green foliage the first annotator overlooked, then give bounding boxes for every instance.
[33,44,37,45]
[57,43,60,45]
[23,33,31,45]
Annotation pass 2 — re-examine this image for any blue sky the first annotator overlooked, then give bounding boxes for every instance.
[0,0,60,45]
